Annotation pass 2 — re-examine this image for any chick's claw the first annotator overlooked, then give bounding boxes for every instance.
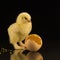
[19,42,25,46]
[13,43,25,50]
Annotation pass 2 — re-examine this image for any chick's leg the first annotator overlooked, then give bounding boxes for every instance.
[19,41,27,50]
[19,41,26,50]
[19,36,26,47]
[13,43,25,50]
[19,41,26,49]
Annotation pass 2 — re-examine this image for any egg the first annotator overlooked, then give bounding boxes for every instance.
[25,34,43,51]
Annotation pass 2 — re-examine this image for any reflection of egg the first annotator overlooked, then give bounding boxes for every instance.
[26,52,43,60]
[25,34,43,51]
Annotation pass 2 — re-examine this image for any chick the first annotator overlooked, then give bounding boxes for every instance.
[8,12,32,49]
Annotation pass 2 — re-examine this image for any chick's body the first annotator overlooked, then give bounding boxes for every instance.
[8,12,32,49]
[8,22,32,44]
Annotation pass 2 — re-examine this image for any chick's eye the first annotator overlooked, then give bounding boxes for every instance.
[24,17,27,20]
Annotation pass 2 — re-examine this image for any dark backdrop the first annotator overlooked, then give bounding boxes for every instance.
[0,0,60,60]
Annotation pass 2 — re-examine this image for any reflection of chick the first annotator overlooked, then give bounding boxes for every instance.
[10,50,26,60]
[10,50,43,60]
[26,52,43,60]
[8,12,32,49]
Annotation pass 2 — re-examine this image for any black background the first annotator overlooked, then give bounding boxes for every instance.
[0,0,60,60]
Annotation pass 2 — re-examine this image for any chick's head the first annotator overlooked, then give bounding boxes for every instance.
[16,12,31,24]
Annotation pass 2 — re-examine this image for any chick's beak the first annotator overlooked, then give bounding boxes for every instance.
[27,19,31,22]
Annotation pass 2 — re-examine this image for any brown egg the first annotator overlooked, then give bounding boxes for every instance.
[25,34,43,51]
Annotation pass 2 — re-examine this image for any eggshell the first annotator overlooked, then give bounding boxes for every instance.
[25,34,43,51]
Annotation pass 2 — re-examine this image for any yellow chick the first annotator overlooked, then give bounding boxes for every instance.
[7,12,32,49]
